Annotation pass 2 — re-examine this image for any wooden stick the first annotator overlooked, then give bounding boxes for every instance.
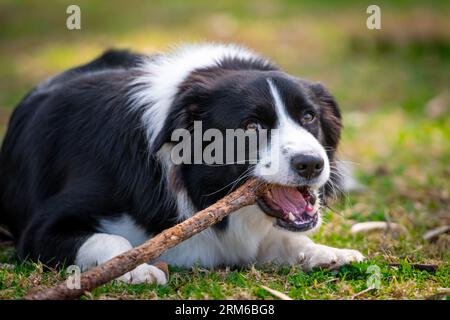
[388,263,438,272]
[25,179,268,300]
[0,225,13,240]
[260,285,293,300]
[350,287,375,300]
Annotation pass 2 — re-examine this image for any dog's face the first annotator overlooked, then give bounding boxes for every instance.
[157,69,342,232]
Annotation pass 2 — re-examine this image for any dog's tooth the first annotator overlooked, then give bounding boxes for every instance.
[305,205,316,217]
[288,212,296,221]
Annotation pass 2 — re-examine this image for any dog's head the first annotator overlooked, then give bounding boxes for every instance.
[153,60,342,232]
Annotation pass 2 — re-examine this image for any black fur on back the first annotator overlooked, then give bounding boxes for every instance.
[0,50,178,266]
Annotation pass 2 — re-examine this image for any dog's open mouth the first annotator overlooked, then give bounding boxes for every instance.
[256,185,319,232]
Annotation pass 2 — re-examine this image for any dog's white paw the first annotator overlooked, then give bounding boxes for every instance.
[117,264,167,285]
[334,248,365,266]
[300,245,365,271]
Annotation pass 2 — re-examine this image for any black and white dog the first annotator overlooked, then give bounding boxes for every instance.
[0,44,363,284]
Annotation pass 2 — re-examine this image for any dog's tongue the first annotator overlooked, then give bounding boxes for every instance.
[270,186,306,216]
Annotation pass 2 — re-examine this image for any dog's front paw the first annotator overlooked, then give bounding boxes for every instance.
[300,245,365,271]
[117,264,167,285]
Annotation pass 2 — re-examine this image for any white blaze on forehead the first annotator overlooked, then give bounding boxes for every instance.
[128,43,270,147]
[266,78,323,153]
[267,78,285,123]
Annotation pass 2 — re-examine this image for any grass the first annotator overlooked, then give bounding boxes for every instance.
[0,0,449,299]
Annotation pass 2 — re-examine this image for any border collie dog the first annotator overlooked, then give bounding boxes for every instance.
[0,44,363,284]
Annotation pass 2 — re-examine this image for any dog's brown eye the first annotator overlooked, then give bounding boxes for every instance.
[246,122,262,131]
[302,111,316,123]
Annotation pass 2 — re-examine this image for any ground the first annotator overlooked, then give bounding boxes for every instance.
[0,0,449,299]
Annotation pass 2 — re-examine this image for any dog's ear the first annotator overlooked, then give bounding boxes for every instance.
[310,82,343,202]
[310,82,342,153]
[151,75,213,153]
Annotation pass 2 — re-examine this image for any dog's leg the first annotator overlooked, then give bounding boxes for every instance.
[75,233,166,284]
[257,228,364,270]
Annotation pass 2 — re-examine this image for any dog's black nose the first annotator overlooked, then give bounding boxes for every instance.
[291,154,324,179]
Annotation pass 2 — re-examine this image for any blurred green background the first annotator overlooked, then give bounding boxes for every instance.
[0,0,449,299]
[1,0,448,207]
[1,0,449,116]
